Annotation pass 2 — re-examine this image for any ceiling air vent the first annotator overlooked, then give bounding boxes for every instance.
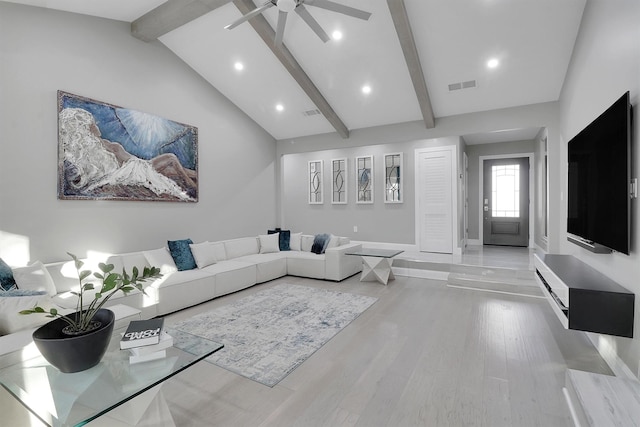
[302,109,321,117]
[448,80,477,92]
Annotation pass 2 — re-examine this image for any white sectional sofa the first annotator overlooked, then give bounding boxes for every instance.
[0,233,362,354]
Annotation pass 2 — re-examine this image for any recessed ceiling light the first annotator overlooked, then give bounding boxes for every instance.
[361,85,372,95]
[487,58,499,69]
[332,30,343,41]
[275,104,284,112]
[234,61,244,71]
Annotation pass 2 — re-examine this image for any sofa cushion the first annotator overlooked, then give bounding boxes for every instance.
[0,293,55,335]
[286,251,325,279]
[143,248,178,274]
[189,241,217,269]
[12,261,57,296]
[234,253,288,283]
[0,258,16,291]
[259,233,280,254]
[168,239,197,271]
[122,252,151,274]
[268,229,291,251]
[301,235,315,252]
[311,233,332,254]
[289,232,302,251]
[224,237,259,260]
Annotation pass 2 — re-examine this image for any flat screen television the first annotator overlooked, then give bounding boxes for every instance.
[567,91,632,255]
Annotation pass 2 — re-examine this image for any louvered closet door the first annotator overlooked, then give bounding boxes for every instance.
[417,148,453,254]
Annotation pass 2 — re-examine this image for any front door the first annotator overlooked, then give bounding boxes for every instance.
[482,157,529,246]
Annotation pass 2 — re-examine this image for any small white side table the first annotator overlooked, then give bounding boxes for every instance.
[346,249,404,285]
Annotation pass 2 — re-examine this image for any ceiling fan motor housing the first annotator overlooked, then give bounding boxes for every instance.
[277,0,297,13]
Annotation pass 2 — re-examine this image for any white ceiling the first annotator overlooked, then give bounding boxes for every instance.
[5,0,587,143]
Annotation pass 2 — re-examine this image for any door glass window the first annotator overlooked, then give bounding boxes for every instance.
[492,164,519,217]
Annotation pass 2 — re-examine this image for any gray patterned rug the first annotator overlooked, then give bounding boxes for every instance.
[172,284,377,387]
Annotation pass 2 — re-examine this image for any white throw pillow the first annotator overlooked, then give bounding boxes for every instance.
[12,261,57,296]
[289,232,302,251]
[143,248,178,274]
[0,294,55,335]
[189,241,217,269]
[259,233,280,254]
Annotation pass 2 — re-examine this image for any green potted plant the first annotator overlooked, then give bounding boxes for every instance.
[20,253,162,373]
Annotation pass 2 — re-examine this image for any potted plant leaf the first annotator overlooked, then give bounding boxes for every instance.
[20,253,162,373]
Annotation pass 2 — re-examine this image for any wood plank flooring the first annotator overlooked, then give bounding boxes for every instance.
[163,275,611,427]
[0,274,612,426]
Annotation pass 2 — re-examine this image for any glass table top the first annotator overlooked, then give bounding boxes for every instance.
[346,248,404,258]
[0,327,223,427]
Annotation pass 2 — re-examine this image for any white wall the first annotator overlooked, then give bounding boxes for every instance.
[0,3,277,265]
[557,0,640,378]
[278,102,560,249]
[280,137,459,245]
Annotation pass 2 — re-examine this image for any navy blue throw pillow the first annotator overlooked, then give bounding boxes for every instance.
[167,239,197,271]
[0,258,17,291]
[311,233,331,254]
[268,229,291,251]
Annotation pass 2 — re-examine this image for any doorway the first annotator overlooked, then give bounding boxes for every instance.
[481,157,530,247]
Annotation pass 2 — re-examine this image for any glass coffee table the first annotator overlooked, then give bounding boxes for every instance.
[0,327,223,427]
[346,248,404,285]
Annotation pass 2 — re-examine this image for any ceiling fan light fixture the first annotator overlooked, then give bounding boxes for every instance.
[277,0,297,13]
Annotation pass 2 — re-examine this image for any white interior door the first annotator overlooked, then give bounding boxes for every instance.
[416,148,453,253]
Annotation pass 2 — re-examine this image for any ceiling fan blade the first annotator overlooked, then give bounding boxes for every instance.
[307,0,371,21]
[295,4,330,43]
[275,10,288,47]
[224,1,275,30]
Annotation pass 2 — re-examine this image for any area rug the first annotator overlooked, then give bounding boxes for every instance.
[171,284,377,387]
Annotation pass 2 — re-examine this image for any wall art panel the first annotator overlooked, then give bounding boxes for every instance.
[57,91,198,202]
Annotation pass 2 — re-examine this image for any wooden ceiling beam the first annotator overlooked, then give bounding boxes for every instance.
[234,0,350,139]
[387,0,435,129]
[131,0,234,42]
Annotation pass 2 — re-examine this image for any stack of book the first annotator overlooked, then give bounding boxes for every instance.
[120,318,173,364]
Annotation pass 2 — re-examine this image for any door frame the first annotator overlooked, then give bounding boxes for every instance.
[414,145,460,255]
[478,153,534,248]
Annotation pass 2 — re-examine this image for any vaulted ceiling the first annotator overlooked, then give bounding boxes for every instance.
[5,0,586,141]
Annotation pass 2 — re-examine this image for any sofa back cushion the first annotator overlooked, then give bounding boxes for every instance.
[143,248,178,274]
[224,237,259,260]
[121,253,151,274]
[301,235,315,252]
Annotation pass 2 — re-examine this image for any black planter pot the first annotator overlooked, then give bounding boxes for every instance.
[32,308,115,373]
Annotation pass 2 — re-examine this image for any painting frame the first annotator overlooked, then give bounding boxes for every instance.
[384,152,403,203]
[356,155,374,204]
[308,160,324,204]
[331,158,348,204]
[57,91,198,202]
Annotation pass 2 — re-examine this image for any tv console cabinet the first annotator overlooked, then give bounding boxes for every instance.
[534,254,634,338]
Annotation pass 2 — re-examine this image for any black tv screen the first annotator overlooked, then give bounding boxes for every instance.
[567,91,632,254]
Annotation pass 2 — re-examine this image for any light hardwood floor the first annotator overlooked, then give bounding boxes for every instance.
[162,274,610,427]
[1,272,612,426]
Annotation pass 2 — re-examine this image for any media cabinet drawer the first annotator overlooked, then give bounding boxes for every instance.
[534,255,568,307]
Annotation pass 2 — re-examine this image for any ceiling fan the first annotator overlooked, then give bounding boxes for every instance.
[225,0,372,47]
